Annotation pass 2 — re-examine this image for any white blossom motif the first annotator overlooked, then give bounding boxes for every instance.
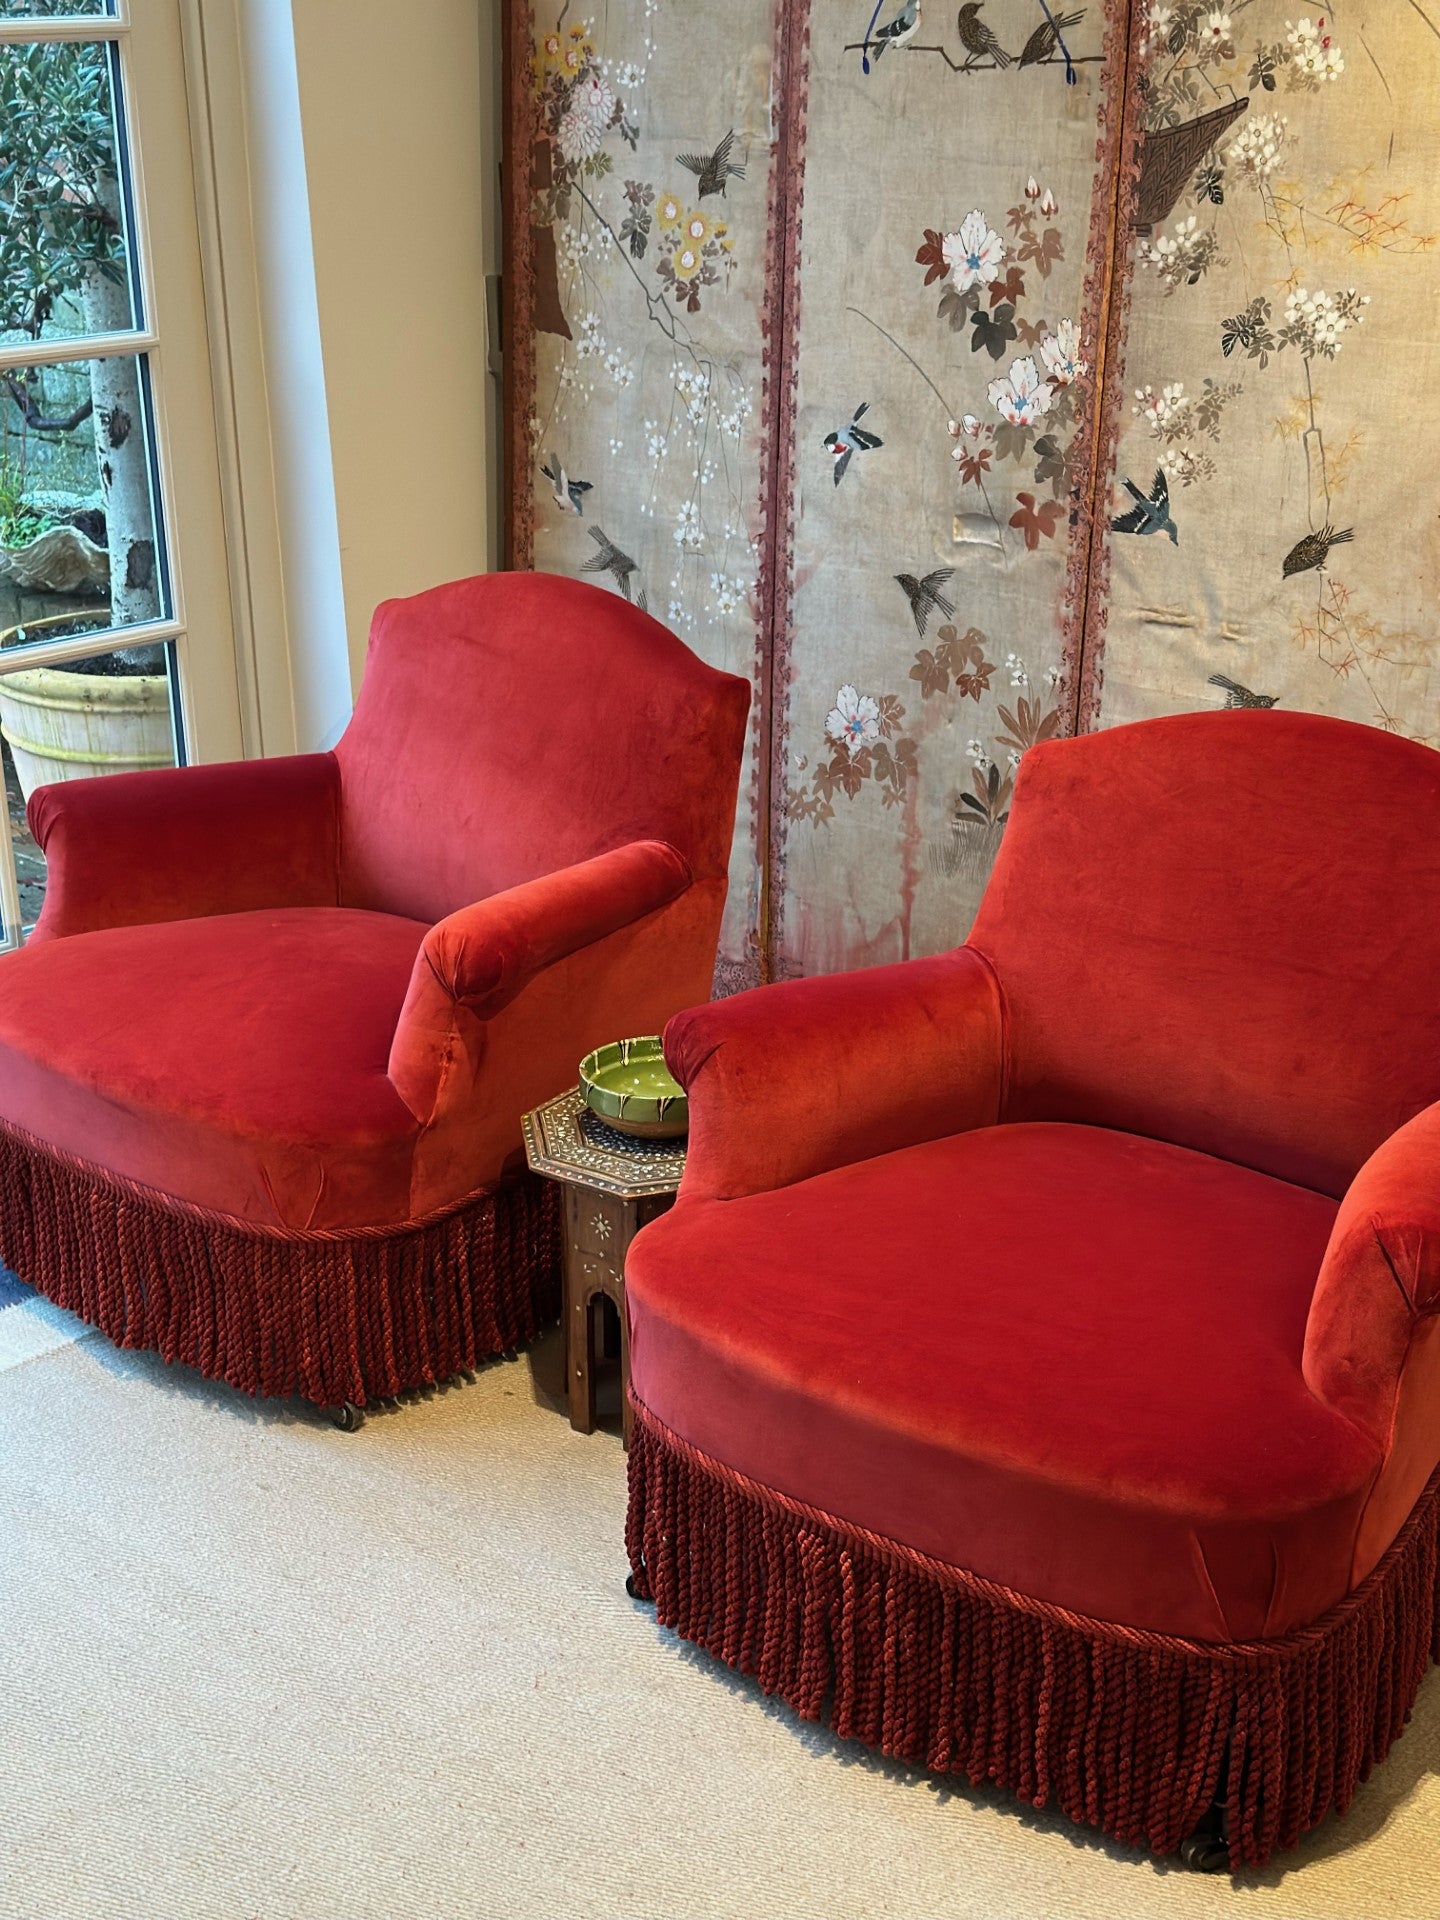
[942,210,1006,293]
[988,356,1052,428]
[1282,285,1368,358]
[709,573,747,616]
[1226,114,1289,185]
[1039,318,1087,387]
[1287,16,1343,83]
[1133,382,1190,434]
[1144,4,1175,50]
[1202,10,1233,53]
[576,73,616,130]
[556,106,602,166]
[1139,214,1222,292]
[826,685,881,757]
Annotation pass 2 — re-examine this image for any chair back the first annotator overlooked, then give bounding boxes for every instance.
[334,572,751,924]
[968,710,1440,1195]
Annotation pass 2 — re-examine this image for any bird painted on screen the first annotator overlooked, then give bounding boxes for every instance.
[957,3,1013,68]
[1208,673,1278,710]
[540,453,592,517]
[1281,523,1353,579]
[824,403,884,485]
[676,129,746,200]
[1111,469,1178,544]
[580,525,647,610]
[1019,6,1085,69]
[868,0,922,63]
[894,567,956,635]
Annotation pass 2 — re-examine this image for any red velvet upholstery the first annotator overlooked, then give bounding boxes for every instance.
[631,1123,1371,1641]
[0,909,425,1229]
[0,573,749,1396]
[630,711,1440,1636]
[970,710,1440,1198]
[333,574,745,922]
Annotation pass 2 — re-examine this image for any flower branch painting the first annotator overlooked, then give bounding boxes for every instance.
[1099,3,1440,746]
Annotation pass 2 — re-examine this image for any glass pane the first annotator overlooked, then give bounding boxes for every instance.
[0,352,168,655]
[0,35,137,347]
[0,4,113,15]
[1,638,179,944]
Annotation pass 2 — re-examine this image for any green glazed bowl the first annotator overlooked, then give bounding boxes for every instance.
[579,1036,688,1140]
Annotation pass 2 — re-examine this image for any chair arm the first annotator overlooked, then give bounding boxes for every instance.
[388,838,692,1121]
[1304,1101,1440,1448]
[28,754,341,939]
[664,945,1005,1201]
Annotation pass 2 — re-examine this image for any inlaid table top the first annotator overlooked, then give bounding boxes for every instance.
[521,1085,687,1201]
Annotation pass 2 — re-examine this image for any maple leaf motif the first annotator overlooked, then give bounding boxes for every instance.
[993,422,1035,464]
[970,302,1019,361]
[916,228,948,286]
[1009,492,1065,551]
[909,649,950,698]
[955,660,995,701]
[988,266,1026,309]
[956,446,993,486]
[938,283,981,331]
[1032,433,1070,497]
[1018,227,1064,280]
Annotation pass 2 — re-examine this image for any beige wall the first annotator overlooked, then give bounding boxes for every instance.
[288,0,502,684]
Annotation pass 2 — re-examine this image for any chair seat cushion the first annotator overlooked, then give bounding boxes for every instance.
[627,1122,1382,1641]
[0,909,431,1229]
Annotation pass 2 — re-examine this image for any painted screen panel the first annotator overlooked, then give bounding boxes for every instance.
[507,3,781,988]
[1090,5,1440,742]
[772,5,1126,977]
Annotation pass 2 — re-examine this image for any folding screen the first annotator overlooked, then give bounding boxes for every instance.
[506,4,1440,987]
[1083,5,1440,743]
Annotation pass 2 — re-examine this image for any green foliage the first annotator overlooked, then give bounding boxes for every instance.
[0,452,55,547]
[0,36,124,340]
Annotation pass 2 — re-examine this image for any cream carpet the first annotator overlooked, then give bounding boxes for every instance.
[2,1323,1439,1920]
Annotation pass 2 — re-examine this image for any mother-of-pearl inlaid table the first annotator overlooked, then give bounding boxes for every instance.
[522,1086,686,1446]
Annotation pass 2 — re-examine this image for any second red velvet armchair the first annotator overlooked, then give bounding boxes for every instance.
[625,709,1440,1870]
[0,572,749,1419]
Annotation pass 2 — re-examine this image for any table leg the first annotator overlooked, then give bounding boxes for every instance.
[564,1191,597,1435]
[619,1299,633,1449]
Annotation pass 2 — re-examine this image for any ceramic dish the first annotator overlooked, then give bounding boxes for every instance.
[578,1036,688,1139]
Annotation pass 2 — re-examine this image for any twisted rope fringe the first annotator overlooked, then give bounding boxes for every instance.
[0,1119,560,1408]
[626,1399,1440,1868]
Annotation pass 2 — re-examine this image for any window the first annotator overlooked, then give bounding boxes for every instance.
[0,0,241,946]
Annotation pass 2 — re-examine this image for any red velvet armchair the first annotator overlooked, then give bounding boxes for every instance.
[0,573,749,1420]
[625,710,1440,1869]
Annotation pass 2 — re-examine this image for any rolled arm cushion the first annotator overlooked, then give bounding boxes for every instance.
[388,837,692,1122]
[665,945,1005,1202]
[1305,1099,1440,1578]
[28,753,342,940]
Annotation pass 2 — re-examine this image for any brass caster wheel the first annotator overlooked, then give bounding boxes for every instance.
[326,1400,366,1433]
[625,1572,651,1602]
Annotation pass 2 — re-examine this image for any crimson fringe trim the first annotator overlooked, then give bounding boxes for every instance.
[626,1399,1440,1868]
[0,1119,560,1408]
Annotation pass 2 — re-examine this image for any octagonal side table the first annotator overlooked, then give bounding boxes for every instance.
[522,1086,685,1447]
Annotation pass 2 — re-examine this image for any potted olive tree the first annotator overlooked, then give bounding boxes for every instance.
[0,24,170,801]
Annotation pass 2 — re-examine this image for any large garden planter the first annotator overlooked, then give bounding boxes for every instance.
[0,664,171,802]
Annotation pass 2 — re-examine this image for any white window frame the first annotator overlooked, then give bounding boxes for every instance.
[0,0,245,940]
